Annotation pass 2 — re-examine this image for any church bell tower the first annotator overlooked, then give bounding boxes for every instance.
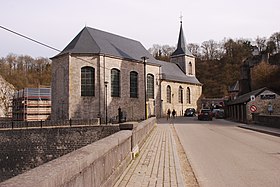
[170,20,196,76]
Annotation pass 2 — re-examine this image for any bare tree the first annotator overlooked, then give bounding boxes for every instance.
[266,40,277,54]
[148,44,175,62]
[187,43,200,57]
[148,44,161,57]
[269,32,280,53]
[201,40,219,60]
[255,36,267,52]
[161,45,175,57]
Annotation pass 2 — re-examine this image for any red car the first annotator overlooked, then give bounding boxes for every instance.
[198,109,213,121]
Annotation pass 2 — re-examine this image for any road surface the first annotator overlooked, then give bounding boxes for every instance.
[173,117,280,187]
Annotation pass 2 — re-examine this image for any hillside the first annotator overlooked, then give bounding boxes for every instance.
[0,54,51,90]
[149,35,280,98]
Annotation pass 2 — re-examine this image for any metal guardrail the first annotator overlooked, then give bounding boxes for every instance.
[0,118,100,129]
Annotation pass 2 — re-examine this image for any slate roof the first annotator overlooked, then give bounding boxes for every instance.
[171,22,193,57]
[53,26,201,85]
[227,87,267,105]
[55,27,154,62]
[151,60,201,84]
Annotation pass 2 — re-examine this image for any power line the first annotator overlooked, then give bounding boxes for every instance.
[0,25,61,52]
[0,25,146,72]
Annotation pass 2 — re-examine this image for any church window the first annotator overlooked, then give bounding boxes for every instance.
[179,86,183,103]
[188,62,193,75]
[186,87,191,104]
[81,66,95,96]
[111,68,120,97]
[130,71,138,98]
[147,74,154,99]
[167,85,171,103]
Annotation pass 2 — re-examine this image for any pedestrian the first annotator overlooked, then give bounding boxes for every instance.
[172,109,176,119]
[167,109,171,120]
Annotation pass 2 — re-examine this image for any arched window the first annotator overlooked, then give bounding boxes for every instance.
[111,68,120,97]
[186,87,191,104]
[147,74,154,99]
[81,66,95,96]
[167,85,171,103]
[130,71,138,98]
[179,86,183,103]
[188,62,193,75]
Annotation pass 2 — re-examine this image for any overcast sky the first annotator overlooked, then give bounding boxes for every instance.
[1,0,279,58]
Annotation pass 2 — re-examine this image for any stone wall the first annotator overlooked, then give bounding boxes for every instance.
[132,117,157,149]
[0,118,157,187]
[246,90,280,122]
[68,55,100,120]
[51,54,70,120]
[51,54,161,122]
[253,114,280,128]
[51,53,202,122]
[102,56,152,121]
[0,125,119,182]
[161,80,202,117]
[146,64,161,118]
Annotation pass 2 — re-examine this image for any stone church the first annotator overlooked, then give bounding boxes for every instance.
[51,22,202,122]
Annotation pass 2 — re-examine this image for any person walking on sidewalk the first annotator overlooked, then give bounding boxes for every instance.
[172,109,176,119]
[167,109,171,120]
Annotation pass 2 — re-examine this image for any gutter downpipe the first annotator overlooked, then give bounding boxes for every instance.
[98,55,101,121]
[103,54,106,124]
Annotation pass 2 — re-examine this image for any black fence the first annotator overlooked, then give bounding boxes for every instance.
[0,119,100,129]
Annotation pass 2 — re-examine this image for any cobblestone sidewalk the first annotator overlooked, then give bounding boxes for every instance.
[114,120,186,187]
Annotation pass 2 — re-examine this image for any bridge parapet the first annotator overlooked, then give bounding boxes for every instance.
[0,117,157,187]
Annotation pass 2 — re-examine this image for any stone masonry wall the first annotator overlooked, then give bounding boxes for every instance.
[1,118,156,187]
[0,126,119,182]
[246,90,280,122]
[161,80,202,117]
[52,53,200,121]
[146,64,161,118]
[68,55,100,120]
[101,56,148,121]
[66,55,160,122]
[51,54,70,120]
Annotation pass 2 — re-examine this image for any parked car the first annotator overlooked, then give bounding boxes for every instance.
[215,109,225,119]
[184,108,196,117]
[198,109,213,121]
[212,109,220,117]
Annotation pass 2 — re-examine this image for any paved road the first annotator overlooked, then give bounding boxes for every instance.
[174,117,280,187]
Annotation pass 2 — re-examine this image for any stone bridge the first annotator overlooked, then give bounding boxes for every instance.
[0,117,156,187]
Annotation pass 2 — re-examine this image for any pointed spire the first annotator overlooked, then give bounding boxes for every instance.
[171,19,193,57]
[177,21,186,52]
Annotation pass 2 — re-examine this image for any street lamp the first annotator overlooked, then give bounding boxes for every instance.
[104,81,108,125]
[141,56,149,120]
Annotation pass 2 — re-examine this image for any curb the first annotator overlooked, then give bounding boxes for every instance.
[238,125,280,137]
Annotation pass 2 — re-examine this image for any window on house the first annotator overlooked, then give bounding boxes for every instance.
[167,85,171,103]
[81,66,95,96]
[187,87,191,104]
[130,71,138,98]
[188,62,193,75]
[179,86,183,103]
[147,74,154,99]
[111,68,120,97]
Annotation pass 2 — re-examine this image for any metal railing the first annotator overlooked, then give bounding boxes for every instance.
[0,118,100,129]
